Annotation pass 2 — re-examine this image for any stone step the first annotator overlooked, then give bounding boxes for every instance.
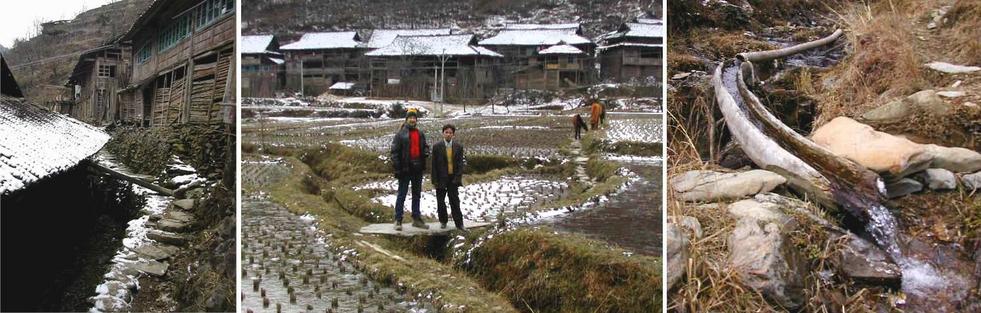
[157,218,192,233]
[171,199,195,211]
[127,260,169,277]
[128,243,180,261]
[147,229,189,246]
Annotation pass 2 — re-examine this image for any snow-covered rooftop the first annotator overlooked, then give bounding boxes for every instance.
[635,18,664,25]
[366,29,452,49]
[1,96,111,194]
[366,34,503,57]
[598,42,663,51]
[478,28,592,46]
[623,22,665,38]
[329,82,355,90]
[538,44,584,54]
[241,35,275,54]
[504,23,580,30]
[280,31,362,50]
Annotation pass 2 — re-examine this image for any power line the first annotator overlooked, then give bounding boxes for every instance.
[8,45,113,70]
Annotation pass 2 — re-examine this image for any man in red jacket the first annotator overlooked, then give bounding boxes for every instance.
[390,109,430,231]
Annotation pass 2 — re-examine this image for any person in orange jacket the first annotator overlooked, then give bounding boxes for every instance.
[590,99,604,130]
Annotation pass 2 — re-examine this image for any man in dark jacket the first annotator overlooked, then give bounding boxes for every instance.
[390,109,430,231]
[431,124,466,231]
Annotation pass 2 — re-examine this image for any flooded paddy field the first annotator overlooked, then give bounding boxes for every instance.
[241,196,433,313]
[241,98,664,311]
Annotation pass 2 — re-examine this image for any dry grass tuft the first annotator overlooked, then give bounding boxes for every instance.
[815,4,928,125]
[940,0,981,64]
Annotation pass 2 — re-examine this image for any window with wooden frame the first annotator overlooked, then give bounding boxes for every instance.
[194,0,235,30]
[136,43,151,64]
[640,48,661,59]
[158,14,190,52]
[98,65,116,78]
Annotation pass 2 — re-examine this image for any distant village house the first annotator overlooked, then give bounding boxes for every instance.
[597,18,664,84]
[241,34,284,98]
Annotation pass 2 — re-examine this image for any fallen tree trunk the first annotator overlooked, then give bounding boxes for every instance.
[735,61,884,224]
[736,29,844,63]
[87,161,175,196]
[712,62,836,208]
[713,28,886,225]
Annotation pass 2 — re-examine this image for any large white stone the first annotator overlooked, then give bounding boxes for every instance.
[811,117,932,180]
[670,169,786,202]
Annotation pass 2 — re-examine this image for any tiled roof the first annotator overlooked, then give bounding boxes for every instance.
[1,96,110,194]
[241,35,275,54]
[366,34,502,57]
[280,31,362,50]
[366,29,452,49]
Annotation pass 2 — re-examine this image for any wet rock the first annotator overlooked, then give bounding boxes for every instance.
[128,243,180,260]
[91,295,129,312]
[885,178,923,198]
[727,199,792,224]
[834,233,902,288]
[147,229,189,246]
[728,218,805,310]
[924,144,981,173]
[962,171,981,191]
[811,117,932,180]
[129,260,169,276]
[861,90,948,122]
[670,169,786,202]
[97,280,133,301]
[172,198,195,210]
[925,61,981,74]
[675,215,703,239]
[666,223,688,290]
[919,168,957,190]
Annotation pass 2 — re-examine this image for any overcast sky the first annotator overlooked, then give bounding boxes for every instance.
[0,0,118,48]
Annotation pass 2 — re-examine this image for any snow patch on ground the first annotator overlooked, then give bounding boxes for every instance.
[371,176,568,221]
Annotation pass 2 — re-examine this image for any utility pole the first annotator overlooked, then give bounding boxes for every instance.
[437,49,450,117]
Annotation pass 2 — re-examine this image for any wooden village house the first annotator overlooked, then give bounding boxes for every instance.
[280,31,368,96]
[597,18,664,83]
[365,34,502,102]
[66,45,132,125]
[241,34,284,98]
[478,23,595,91]
[115,0,236,127]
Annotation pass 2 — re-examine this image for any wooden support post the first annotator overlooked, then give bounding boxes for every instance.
[87,162,174,196]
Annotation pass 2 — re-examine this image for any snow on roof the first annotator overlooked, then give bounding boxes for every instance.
[623,22,665,38]
[267,57,284,64]
[365,34,503,57]
[478,28,592,46]
[1,96,111,194]
[366,29,452,49]
[241,35,275,54]
[635,18,664,25]
[598,42,663,51]
[280,31,362,50]
[504,23,580,30]
[329,82,355,90]
[538,44,584,54]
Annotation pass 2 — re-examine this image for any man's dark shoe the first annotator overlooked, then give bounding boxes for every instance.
[440,222,447,229]
[456,226,468,234]
[412,218,430,229]
[394,220,402,231]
